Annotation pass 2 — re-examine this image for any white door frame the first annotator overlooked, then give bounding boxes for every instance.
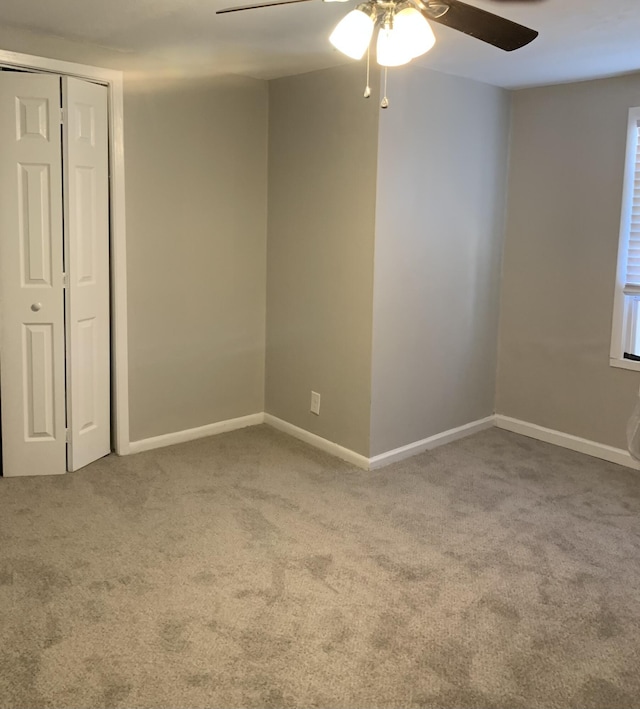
[0,49,130,456]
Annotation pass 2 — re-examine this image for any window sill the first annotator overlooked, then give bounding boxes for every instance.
[610,357,640,372]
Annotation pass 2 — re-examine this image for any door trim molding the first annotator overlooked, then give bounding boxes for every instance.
[0,49,130,455]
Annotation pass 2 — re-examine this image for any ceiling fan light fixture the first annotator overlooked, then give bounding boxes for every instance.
[329,6,375,60]
[376,21,412,67]
[393,6,436,58]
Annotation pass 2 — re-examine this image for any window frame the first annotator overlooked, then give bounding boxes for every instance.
[610,106,640,372]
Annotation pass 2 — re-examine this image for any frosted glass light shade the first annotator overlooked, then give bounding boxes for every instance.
[329,9,375,60]
[376,24,412,67]
[393,7,436,58]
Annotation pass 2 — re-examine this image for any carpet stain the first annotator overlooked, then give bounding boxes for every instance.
[270,559,286,602]
[238,628,293,661]
[82,598,107,623]
[43,614,64,648]
[185,673,211,687]
[572,677,637,709]
[0,650,44,709]
[87,468,151,513]
[369,610,407,651]
[479,596,522,624]
[159,618,191,653]
[304,553,333,581]
[516,465,542,481]
[206,619,221,634]
[235,485,299,512]
[0,558,70,603]
[235,507,281,543]
[101,677,132,707]
[594,605,623,640]
[191,570,216,585]
[374,553,433,582]
[262,686,291,708]
[321,611,352,653]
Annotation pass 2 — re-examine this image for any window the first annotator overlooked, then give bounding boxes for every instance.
[611,107,640,370]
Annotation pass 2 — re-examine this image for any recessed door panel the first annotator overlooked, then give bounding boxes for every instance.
[18,163,53,287]
[75,166,97,285]
[23,323,56,439]
[75,103,95,146]
[77,317,97,434]
[16,96,49,141]
[0,73,66,477]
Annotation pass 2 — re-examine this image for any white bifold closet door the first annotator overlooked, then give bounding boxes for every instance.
[0,73,66,477]
[0,72,110,477]
[63,77,110,472]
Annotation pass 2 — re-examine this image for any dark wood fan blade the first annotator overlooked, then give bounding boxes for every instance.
[217,0,312,14]
[424,0,538,51]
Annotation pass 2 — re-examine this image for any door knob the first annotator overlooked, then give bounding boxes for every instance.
[31,302,42,312]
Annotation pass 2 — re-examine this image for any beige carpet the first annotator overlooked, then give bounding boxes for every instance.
[1,425,640,709]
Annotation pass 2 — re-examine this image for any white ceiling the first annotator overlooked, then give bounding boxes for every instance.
[0,0,639,88]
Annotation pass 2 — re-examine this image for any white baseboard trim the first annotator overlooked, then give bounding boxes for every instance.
[263,414,370,470]
[264,414,495,470]
[129,413,265,454]
[495,415,640,471]
[368,416,496,470]
[127,410,640,472]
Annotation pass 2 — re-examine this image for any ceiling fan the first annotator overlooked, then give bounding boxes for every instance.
[216,0,541,107]
[216,0,541,57]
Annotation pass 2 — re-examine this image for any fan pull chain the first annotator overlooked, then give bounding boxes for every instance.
[381,67,389,109]
[363,44,371,98]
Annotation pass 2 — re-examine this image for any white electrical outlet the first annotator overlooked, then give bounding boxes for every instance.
[310,391,321,415]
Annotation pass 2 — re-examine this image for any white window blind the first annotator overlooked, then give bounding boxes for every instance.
[625,119,640,289]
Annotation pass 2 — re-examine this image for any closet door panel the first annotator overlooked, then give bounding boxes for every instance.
[63,77,110,472]
[0,73,66,477]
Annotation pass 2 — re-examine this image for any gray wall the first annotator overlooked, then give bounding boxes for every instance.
[496,73,640,448]
[125,75,268,441]
[266,64,380,456]
[0,30,269,443]
[370,66,510,456]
